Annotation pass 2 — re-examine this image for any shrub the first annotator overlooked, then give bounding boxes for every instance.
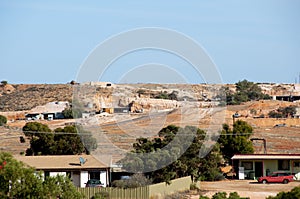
[226,80,271,105]
[199,196,210,199]
[112,174,152,188]
[268,105,297,118]
[1,80,7,86]
[199,191,249,199]
[267,186,300,199]
[0,115,7,126]
[91,192,109,199]
[190,182,199,190]
[62,107,82,118]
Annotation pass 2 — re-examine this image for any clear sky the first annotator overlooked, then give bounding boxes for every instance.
[1,1,300,84]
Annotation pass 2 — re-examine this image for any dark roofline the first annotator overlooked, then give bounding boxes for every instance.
[233,154,300,156]
[36,168,109,171]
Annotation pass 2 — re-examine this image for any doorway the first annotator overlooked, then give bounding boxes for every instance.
[255,162,263,178]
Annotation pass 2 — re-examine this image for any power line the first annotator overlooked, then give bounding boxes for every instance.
[3,129,250,135]
[1,129,101,135]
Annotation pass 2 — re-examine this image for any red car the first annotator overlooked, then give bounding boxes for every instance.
[258,171,294,184]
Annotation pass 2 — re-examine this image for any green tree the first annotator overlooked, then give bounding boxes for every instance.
[78,126,98,154]
[0,115,7,126]
[268,110,283,118]
[53,126,85,155]
[120,125,223,183]
[268,105,297,118]
[22,122,97,155]
[0,152,43,198]
[267,186,300,199]
[0,80,7,86]
[112,173,152,188]
[62,107,83,119]
[218,120,254,163]
[42,174,83,199]
[226,80,271,105]
[211,191,248,199]
[62,107,73,118]
[0,152,83,199]
[22,122,54,155]
[199,192,248,199]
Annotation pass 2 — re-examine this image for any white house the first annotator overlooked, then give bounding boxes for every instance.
[15,155,110,187]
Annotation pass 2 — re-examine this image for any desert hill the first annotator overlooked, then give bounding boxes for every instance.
[0,83,300,162]
[0,82,299,112]
[0,84,72,111]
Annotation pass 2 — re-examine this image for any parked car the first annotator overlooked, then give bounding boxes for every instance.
[257,171,294,184]
[233,112,241,118]
[85,179,103,187]
[274,123,286,127]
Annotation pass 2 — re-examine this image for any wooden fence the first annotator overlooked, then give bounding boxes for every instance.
[77,176,192,199]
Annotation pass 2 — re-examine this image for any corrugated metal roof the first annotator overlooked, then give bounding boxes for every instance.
[14,155,109,170]
[232,154,300,160]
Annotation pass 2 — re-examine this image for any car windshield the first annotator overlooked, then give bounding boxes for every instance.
[88,179,101,184]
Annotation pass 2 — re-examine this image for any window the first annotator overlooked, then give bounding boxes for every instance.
[241,161,253,170]
[293,161,300,167]
[278,160,290,170]
[89,171,100,180]
[44,171,50,180]
[66,171,72,178]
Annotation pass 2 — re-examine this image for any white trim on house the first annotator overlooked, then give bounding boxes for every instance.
[232,154,300,160]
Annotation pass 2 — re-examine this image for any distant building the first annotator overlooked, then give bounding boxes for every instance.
[113,107,130,113]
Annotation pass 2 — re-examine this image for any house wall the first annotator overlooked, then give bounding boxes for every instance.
[100,171,107,187]
[80,171,89,188]
[72,171,81,187]
[38,169,109,188]
[239,159,300,178]
[50,172,66,177]
[263,160,278,176]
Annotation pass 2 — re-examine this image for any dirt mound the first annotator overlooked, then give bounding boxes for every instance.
[0,84,16,95]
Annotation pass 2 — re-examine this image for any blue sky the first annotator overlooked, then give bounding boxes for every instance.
[1,1,300,84]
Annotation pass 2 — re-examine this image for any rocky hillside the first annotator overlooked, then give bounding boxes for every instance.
[0,84,73,111]
[0,83,299,112]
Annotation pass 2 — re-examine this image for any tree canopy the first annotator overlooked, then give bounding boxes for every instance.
[112,173,152,188]
[199,191,246,199]
[226,80,271,105]
[22,122,97,155]
[0,115,7,126]
[62,107,83,119]
[0,152,82,199]
[119,125,223,183]
[218,120,254,162]
[268,105,297,118]
[0,80,8,86]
